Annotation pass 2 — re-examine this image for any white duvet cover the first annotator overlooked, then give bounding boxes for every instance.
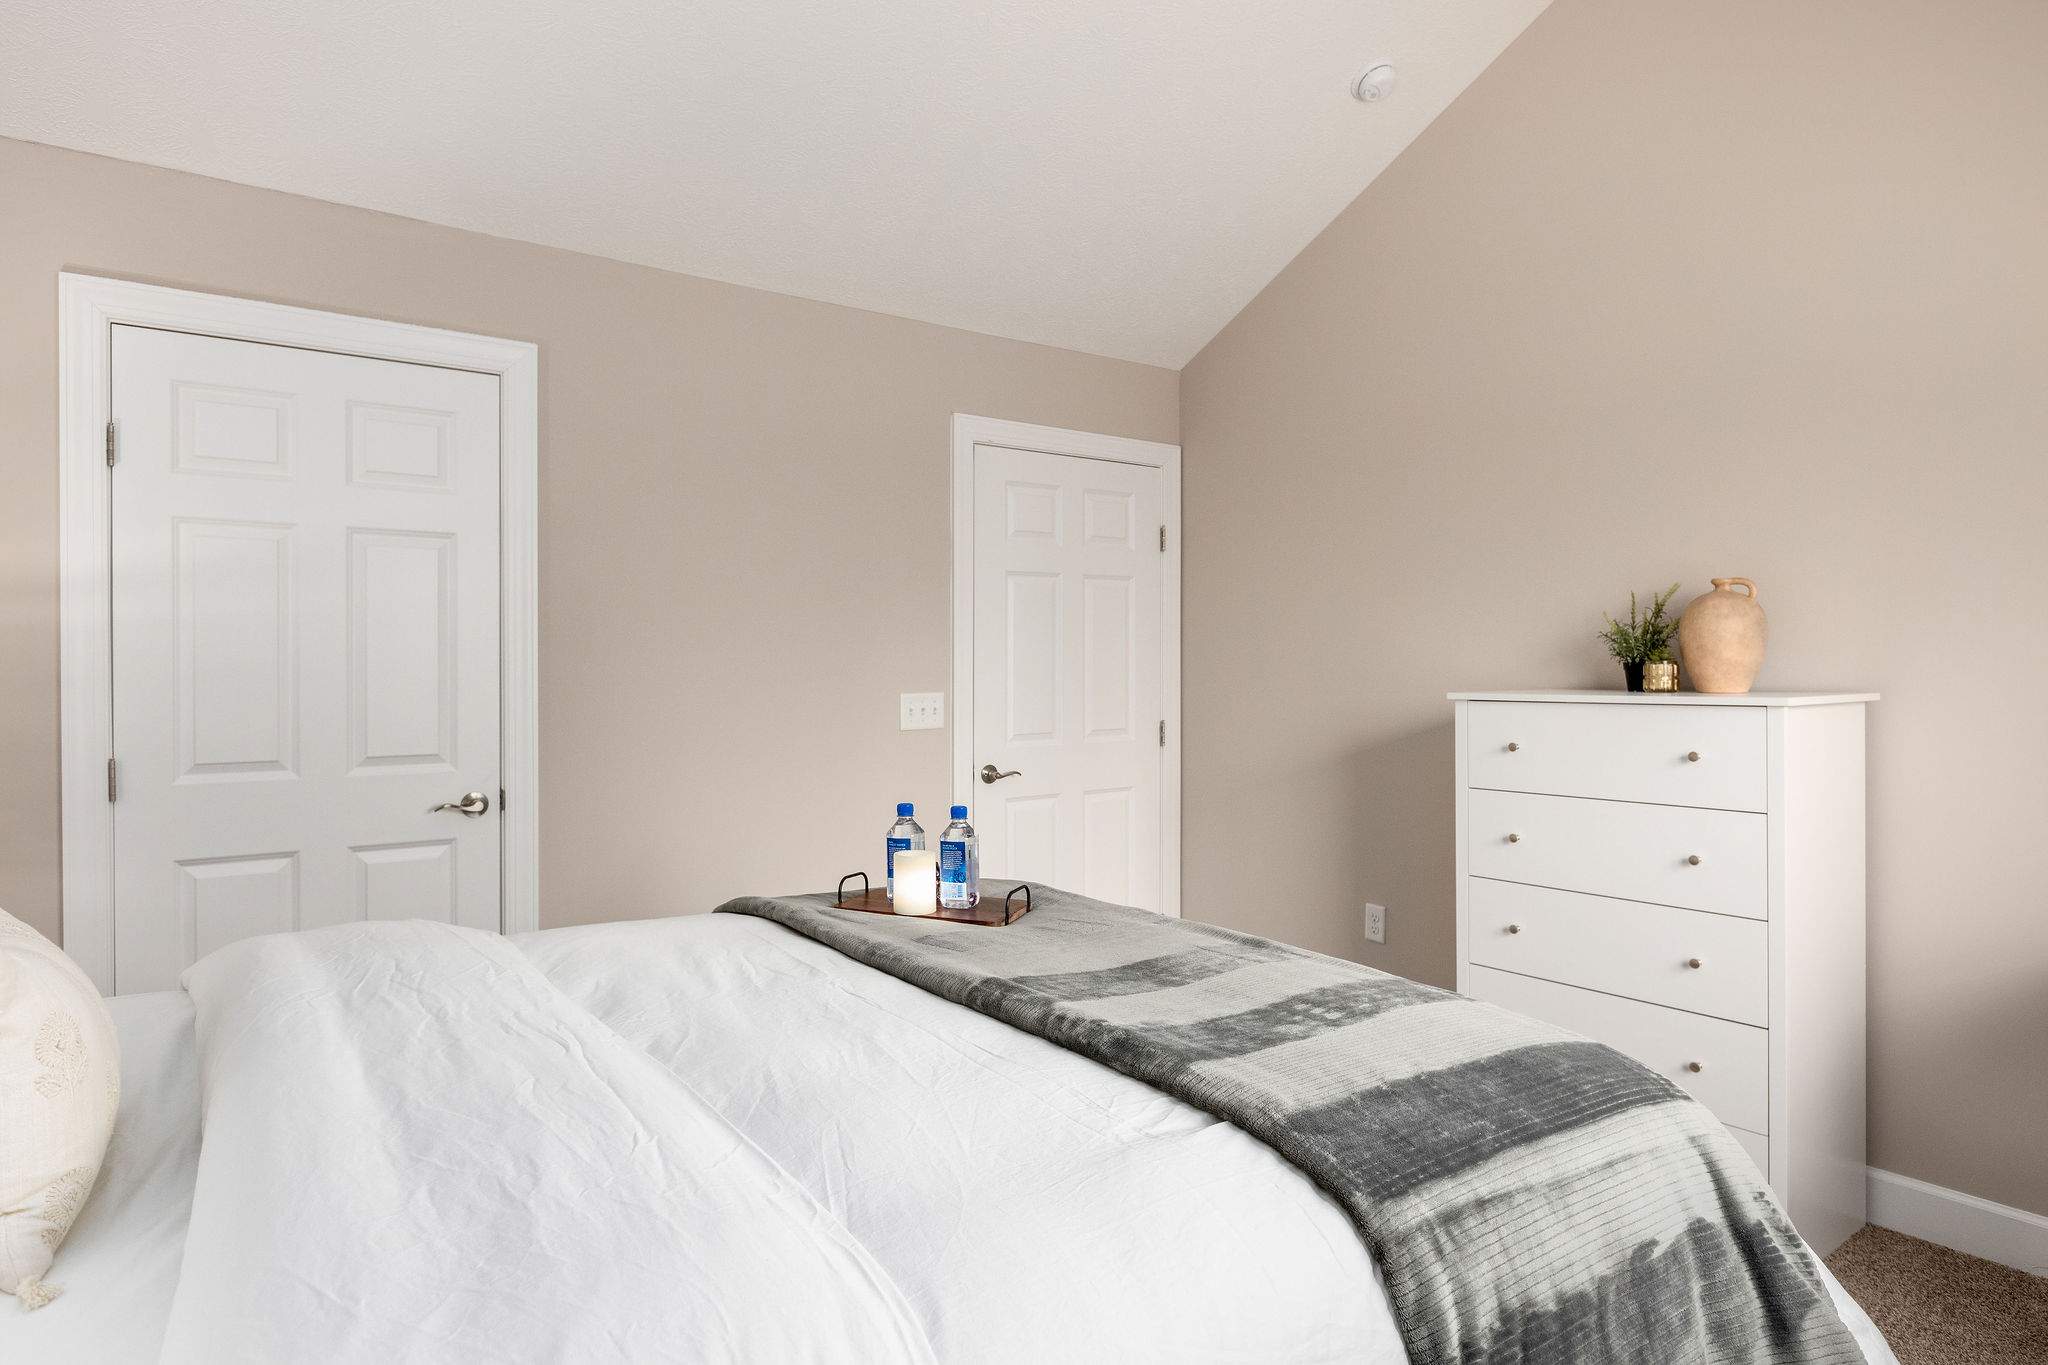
[520,913,1407,1365]
[164,920,935,1365]
[16,912,1891,1364]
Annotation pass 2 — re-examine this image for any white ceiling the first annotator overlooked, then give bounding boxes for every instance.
[0,0,1548,368]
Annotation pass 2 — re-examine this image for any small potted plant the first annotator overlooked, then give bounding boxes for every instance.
[1598,584,1681,692]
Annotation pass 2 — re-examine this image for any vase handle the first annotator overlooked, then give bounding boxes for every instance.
[1711,577,1758,601]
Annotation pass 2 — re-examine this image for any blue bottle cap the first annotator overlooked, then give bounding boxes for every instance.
[950,805,968,820]
[897,803,914,817]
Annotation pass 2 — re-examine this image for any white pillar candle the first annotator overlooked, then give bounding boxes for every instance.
[891,849,938,916]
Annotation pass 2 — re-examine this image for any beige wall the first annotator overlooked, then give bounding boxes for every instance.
[0,135,1178,946]
[1180,0,2048,1216]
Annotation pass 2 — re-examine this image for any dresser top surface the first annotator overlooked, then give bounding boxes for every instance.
[1448,689,1878,707]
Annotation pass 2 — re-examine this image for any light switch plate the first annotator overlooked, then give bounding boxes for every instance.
[1363,903,1386,944]
[900,692,945,731]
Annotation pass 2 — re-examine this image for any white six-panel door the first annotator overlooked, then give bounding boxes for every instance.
[110,325,502,991]
[972,444,1163,910]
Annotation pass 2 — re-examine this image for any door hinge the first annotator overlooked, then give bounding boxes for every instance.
[499,788,506,814]
[1159,720,1166,747]
[105,421,116,467]
[1159,524,1166,552]
[107,757,118,802]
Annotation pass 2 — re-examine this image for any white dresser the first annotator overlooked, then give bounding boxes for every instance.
[1450,689,1875,1257]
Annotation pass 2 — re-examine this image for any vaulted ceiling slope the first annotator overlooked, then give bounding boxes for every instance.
[1,0,1548,367]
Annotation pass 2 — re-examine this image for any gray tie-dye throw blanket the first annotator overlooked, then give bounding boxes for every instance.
[718,885,1865,1365]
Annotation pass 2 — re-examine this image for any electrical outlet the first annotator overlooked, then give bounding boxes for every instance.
[1363,903,1386,944]
[899,692,945,731]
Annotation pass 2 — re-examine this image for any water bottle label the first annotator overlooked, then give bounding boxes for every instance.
[939,841,967,886]
[887,837,911,878]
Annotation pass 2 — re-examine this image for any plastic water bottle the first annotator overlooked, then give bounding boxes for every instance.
[938,806,979,910]
[885,803,924,902]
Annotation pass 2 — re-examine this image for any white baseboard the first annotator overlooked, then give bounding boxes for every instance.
[1866,1167,2048,1277]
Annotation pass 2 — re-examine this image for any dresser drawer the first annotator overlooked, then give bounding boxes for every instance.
[1467,965,1769,1133]
[1467,789,1767,919]
[1467,879,1768,1026]
[1466,701,1765,812]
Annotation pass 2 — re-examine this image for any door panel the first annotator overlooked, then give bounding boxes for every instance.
[1005,572,1061,742]
[178,852,298,964]
[174,382,295,478]
[348,529,458,771]
[1082,787,1135,905]
[175,519,296,780]
[351,840,459,922]
[973,445,1162,910]
[111,325,502,992]
[1003,794,1059,886]
[1082,576,1133,739]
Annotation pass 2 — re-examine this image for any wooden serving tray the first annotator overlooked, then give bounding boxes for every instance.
[832,873,1032,927]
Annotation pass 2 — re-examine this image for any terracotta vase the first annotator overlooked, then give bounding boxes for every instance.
[1678,578,1768,694]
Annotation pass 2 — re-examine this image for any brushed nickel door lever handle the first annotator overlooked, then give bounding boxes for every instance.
[980,764,1022,784]
[433,791,490,817]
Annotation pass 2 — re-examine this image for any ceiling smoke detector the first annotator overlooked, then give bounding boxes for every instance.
[1352,64,1397,103]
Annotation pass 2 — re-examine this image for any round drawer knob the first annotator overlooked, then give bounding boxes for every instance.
[1687,957,1704,970]
[1507,833,1521,843]
[1507,924,1521,935]
[1686,1061,1705,1074]
[1687,854,1702,866]
[1506,742,1521,752]
[1687,750,1701,763]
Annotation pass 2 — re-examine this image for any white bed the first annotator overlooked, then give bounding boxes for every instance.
[7,914,1894,1363]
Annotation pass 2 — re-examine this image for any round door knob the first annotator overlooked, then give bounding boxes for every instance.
[1687,751,1701,763]
[1686,1061,1705,1074]
[1506,742,1520,752]
[1507,833,1521,843]
[1507,924,1521,935]
[1687,957,1704,970]
[1687,854,1702,866]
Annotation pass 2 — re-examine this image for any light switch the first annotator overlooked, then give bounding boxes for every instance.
[899,692,945,731]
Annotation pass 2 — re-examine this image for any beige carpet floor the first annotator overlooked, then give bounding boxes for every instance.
[1826,1224,2048,1364]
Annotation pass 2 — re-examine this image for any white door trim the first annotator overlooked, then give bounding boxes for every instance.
[949,414,1182,917]
[58,273,541,991]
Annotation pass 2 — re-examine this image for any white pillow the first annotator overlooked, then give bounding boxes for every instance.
[0,908,119,1310]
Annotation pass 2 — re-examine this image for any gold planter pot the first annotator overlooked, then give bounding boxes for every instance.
[1643,660,1680,693]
